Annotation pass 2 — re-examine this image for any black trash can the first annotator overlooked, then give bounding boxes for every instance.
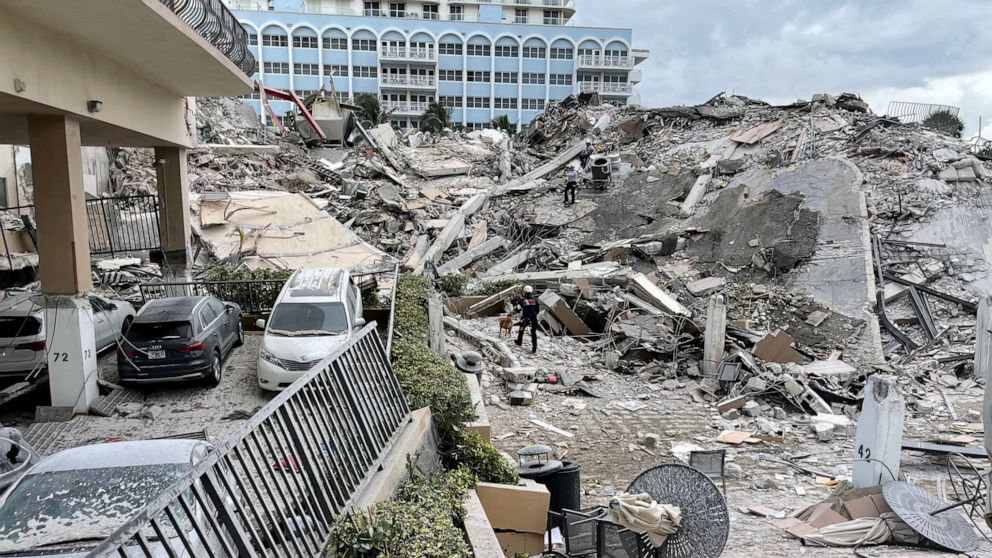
[534,460,582,527]
[591,157,611,181]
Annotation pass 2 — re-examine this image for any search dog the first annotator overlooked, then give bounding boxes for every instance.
[498,315,514,338]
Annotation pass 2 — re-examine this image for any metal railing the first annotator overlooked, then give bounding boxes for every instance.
[86,325,411,558]
[0,194,162,258]
[380,46,437,61]
[886,101,961,124]
[382,100,430,114]
[381,75,437,88]
[578,82,632,94]
[578,54,633,68]
[160,0,258,76]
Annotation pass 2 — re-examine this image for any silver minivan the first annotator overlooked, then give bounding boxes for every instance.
[255,268,364,391]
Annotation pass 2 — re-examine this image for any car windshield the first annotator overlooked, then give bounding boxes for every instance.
[127,322,192,342]
[0,464,191,551]
[0,317,41,338]
[268,302,348,336]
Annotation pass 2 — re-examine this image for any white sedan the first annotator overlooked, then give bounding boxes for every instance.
[0,293,135,378]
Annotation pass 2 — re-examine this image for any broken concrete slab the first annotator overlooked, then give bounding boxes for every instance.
[437,236,508,275]
[703,295,727,378]
[753,330,805,364]
[687,276,727,296]
[679,173,712,217]
[538,291,592,336]
[628,273,690,317]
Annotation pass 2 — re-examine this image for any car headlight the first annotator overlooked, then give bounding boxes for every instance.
[259,348,280,366]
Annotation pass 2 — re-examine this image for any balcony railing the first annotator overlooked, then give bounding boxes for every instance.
[543,17,566,25]
[380,46,437,61]
[161,0,257,76]
[381,75,437,88]
[578,82,633,95]
[383,101,430,114]
[578,54,634,68]
[473,0,575,7]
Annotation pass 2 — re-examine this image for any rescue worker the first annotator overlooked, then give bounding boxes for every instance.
[514,285,540,353]
[578,140,595,169]
[564,165,579,206]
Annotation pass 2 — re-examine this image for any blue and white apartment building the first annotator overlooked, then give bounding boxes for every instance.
[225,0,648,130]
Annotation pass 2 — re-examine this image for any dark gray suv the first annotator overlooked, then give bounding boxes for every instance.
[118,296,244,386]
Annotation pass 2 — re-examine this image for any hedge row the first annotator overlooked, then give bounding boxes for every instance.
[333,468,477,558]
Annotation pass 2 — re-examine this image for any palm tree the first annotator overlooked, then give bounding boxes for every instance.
[420,102,452,133]
[490,115,513,134]
[354,93,390,127]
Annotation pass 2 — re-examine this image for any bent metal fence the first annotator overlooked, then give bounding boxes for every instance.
[86,325,410,558]
[0,194,161,258]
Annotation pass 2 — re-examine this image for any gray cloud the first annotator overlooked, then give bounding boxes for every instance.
[574,0,992,137]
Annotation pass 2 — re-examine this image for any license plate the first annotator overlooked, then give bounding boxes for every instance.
[148,350,166,360]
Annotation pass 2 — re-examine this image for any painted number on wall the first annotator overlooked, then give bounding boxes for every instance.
[857,445,872,461]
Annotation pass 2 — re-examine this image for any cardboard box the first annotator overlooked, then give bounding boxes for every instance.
[476,482,550,535]
[495,531,545,557]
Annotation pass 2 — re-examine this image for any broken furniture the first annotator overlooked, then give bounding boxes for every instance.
[688,449,727,494]
[882,481,978,553]
[546,464,729,557]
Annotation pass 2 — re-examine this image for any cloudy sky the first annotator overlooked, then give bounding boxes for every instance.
[573,0,992,138]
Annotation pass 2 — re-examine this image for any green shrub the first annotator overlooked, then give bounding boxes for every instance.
[439,273,468,297]
[469,279,519,297]
[332,468,477,558]
[198,266,293,310]
[392,274,518,484]
[922,110,964,138]
[444,428,518,485]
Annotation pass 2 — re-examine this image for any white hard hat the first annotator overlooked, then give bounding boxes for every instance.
[523,285,534,293]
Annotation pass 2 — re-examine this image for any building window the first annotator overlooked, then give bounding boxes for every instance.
[495,98,518,109]
[543,9,562,24]
[323,37,347,50]
[550,74,573,85]
[449,5,463,20]
[466,97,491,108]
[364,1,381,16]
[295,89,316,98]
[241,91,261,100]
[439,96,462,108]
[263,62,290,74]
[522,98,545,110]
[494,72,518,84]
[439,70,463,81]
[522,72,545,84]
[439,43,463,55]
[278,115,295,127]
[423,3,438,19]
[354,66,378,78]
[248,34,258,46]
[325,64,349,76]
[389,2,406,17]
[522,46,546,58]
[514,8,528,24]
[605,49,628,57]
[466,71,491,83]
[262,34,288,47]
[578,48,599,58]
[467,44,491,57]
[353,39,377,51]
[550,47,573,60]
[293,63,320,75]
[293,36,318,49]
[495,45,518,58]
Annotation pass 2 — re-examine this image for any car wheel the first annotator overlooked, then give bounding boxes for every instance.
[208,350,223,387]
[234,319,245,348]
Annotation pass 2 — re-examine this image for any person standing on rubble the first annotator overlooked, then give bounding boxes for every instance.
[579,140,595,169]
[564,165,579,206]
[513,285,540,353]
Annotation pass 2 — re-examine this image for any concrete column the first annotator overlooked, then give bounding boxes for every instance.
[42,295,99,414]
[153,146,190,278]
[27,115,91,294]
[852,374,904,487]
[976,297,992,461]
[703,294,726,378]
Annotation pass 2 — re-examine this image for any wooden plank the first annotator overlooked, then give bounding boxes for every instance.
[730,119,783,144]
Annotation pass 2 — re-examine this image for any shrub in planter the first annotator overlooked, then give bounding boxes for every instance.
[444,428,518,485]
[439,273,468,297]
[332,468,477,558]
